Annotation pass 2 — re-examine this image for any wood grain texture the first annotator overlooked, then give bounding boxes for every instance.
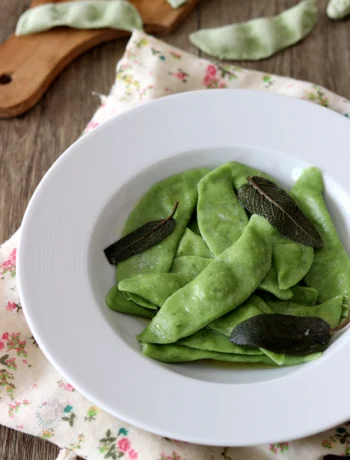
[0,0,350,458]
[0,0,198,117]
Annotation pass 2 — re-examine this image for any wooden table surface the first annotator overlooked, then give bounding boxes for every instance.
[1,0,350,458]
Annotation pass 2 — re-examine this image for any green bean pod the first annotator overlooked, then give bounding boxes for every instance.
[16,0,143,36]
[189,0,317,61]
[327,0,350,19]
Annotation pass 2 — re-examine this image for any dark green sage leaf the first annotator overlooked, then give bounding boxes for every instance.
[323,456,347,459]
[230,314,330,355]
[0,354,9,366]
[237,176,323,247]
[104,202,178,265]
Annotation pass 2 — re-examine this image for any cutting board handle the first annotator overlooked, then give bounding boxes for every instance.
[0,0,198,118]
[0,29,129,118]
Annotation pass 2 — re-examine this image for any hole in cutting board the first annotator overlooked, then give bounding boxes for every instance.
[0,74,12,85]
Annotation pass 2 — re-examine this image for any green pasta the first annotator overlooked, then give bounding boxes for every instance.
[138,215,273,344]
[142,343,321,366]
[189,0,317,61]
[209,295,271,336]
[16,0,143,36]
[273,233,314,290]
[175,228,212,258]
[291,286,318,305]
[170,256,212,278]
[119,273,188,308]
[178,329,263,355]
[123,291,158,310]
[106,161,350,368]
[268,296,343,328]
[118,256,212,308]
[291,167,350,309]
[197,164,248,256]
[231,161,314,291]
[117,169,209,281]
[142,343,275,364]
[259,265,293,300]
[119,228,212,309]
[107,169,208,316]
[106,285,156,319]
[231,162,271,189]
[209,295,285,365]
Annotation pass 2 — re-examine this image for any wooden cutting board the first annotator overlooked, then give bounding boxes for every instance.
[0,0,198,118]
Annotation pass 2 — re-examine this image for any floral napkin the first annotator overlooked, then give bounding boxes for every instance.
[1,29,350,460]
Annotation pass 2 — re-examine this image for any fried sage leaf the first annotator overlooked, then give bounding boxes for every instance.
[104,203,178,265]
[323,455,347,459]
[230,314,330,355]
[237,176,323,248]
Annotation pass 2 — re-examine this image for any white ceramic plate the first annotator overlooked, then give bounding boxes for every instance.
[18,90,350,446]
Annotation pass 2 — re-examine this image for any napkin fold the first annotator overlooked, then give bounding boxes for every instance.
[1,30,350,460]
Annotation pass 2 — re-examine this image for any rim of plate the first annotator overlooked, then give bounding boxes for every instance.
[18,90,350,446]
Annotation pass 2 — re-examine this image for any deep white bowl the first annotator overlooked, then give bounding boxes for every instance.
[18,90,350,446]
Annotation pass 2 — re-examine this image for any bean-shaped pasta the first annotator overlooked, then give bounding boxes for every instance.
[16,0,143,36]
[259,265,293,300]
[209,294,271,336]
[106,169,208,316]
[142,343,274,364]
[197,164,249,256]
[178,329,263,355]
[209,294,285,365]
[138,215,273,344]
[141,343,321,366]
[120,273,187,309]
[106,285,156,319]
[118,256,211,307]
[291,167,350,308]
[118,222,212,310]
[291,286,318,305]
[119,224,213,309]
[117,168,209,281]
[273,233,314,290]
[268,296,343,328]
[123,291,158,310]
[175,228,212,258]
[230,162,314,290]
[170,255,212,278]
[189,0,317,61]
